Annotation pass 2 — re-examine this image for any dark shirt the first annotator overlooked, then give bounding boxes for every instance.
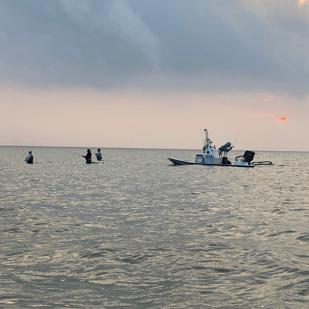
[84,152,92,164]
[96,152,102,161]
[26,154,33,164]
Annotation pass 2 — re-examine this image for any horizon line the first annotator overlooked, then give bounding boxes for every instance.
[1,145,308,153]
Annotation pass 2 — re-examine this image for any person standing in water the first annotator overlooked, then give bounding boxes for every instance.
[25,151,34,164]
[95,148,102,161]
[83,149,92,164]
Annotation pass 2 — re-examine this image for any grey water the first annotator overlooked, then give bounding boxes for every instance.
[0,146,309,308]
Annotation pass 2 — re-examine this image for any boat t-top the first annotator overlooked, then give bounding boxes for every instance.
[168,129,272,167]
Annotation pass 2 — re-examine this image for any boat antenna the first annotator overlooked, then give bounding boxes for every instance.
[232,125,242,148]
[15,135,27,156]
[204,129,209,145]
[200,129,204,143]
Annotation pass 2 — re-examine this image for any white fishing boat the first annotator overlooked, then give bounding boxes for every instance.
[168,129,272,167]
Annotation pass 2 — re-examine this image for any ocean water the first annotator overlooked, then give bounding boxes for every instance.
[0,146,309,308]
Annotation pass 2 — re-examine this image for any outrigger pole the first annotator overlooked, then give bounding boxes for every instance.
[15,135,27,156]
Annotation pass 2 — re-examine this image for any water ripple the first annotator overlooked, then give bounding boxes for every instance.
[0,147,309,308]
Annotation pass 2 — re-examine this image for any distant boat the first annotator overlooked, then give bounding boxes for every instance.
[168,129,272,167]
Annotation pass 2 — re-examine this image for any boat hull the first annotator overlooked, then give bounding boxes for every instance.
[168,158,254,167]
[168,158,196,165]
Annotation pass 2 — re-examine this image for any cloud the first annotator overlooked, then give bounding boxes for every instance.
[59,0,162,67]
[299,0,309,5]
[254,113,276,119]
[1,0,309,96]
[276,117,288,122]
[253,94,280,102]
[108,0,162,68]
[253,113,290,124]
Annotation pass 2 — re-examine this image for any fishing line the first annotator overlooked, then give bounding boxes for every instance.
[62,150,83,157]
[15,135,27,156]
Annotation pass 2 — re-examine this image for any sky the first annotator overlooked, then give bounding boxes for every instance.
[1,0,309,151]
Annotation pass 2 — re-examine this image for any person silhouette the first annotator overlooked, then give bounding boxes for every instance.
[95,148,102,161]
[25,151,34,164]
[83,149,92,164]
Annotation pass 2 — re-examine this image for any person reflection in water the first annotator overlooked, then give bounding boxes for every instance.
[25,150,34,164]
[83,149,92,164]
[95,148,102,161]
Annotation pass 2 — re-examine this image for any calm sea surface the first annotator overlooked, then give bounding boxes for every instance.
[0,146,309,308]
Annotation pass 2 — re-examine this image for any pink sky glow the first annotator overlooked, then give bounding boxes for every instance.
[1,87,308,151]
[1,0,309,151]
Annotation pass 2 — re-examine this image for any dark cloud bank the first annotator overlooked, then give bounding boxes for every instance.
[1,0,309,96]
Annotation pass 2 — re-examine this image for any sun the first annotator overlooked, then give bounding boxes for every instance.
[299,0,309,5]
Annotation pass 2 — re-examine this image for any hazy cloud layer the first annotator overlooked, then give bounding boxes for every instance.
[1,0,309,96]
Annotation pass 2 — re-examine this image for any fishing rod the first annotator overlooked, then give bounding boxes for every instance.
[15,135,27,156]
[232,125,242,148]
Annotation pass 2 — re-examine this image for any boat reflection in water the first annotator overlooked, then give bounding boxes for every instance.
[168,129,272,167]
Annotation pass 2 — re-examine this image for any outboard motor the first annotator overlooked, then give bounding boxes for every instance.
[243,151,255,164]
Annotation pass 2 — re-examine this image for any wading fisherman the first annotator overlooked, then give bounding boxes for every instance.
[25,151,34,164]
[83,149,92,164]
[95,148,102,161]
